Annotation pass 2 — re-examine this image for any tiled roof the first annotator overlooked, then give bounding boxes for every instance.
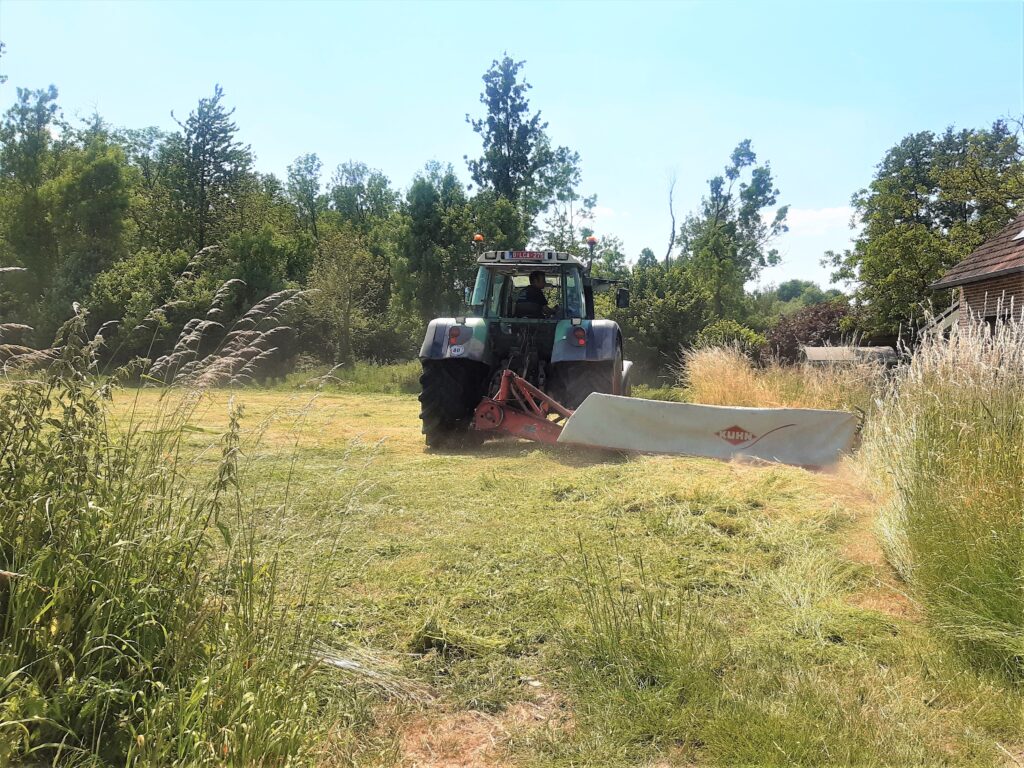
[932,213,1024,289]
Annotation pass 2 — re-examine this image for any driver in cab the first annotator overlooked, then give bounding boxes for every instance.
[515,270,555,318]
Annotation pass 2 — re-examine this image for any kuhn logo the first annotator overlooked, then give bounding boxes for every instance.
[716,425,757,446]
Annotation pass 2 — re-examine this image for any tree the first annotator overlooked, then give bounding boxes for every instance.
[286,153,324,240]
[166,85,252,250]
[394,163,473,322]
[765,301,850,363]
[306,222,377,365]
[466,55,581,240]
[678,140,788,318]
[636,247,658,270]
[827,121,1023,334]
[607,258,712,376]
[47,123,130,307]
[329,161,398,231]
[590,234,628,280]
[0,86,62,299]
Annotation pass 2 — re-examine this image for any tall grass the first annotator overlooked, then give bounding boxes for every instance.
[563,547,725,753]
[863,316,1024,678]
[0,316,340,765]
[682,345,883,413]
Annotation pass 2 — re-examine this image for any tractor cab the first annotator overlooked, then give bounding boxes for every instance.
[468,251,588,321]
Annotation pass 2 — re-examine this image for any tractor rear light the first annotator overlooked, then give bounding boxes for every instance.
[572,327,586,346]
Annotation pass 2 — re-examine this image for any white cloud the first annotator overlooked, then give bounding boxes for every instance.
[783,205,857,236]
[592,205,616,221]
[754,205,860,289]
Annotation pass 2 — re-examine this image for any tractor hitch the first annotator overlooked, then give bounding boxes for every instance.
[472,369,573,445]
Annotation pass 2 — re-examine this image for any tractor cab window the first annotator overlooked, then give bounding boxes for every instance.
[564,268,584,318]
[470,267,490,312]
[473,265,583,318]
[511,271,560,318]
[486,271,507,317]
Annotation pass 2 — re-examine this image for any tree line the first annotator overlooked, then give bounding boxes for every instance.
[1,49,1021,380]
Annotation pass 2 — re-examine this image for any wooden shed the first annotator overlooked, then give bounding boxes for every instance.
[932,213,1024,324]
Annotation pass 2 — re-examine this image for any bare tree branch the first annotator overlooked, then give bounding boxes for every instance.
[665,172,677,265]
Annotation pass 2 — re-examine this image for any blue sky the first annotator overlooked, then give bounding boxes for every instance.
[1,0,1021,287]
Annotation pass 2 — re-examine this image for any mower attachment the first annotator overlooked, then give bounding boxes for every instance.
[472,369,573,444]
[557,393,860,468]
[470,371,859,469]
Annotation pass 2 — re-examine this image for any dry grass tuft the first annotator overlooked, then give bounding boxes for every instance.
[681,345,883,413]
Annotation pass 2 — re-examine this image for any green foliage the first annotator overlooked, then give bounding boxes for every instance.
[329,160,399,232]
[393,163,474,322]
[765,300,850,362]
[590,234,629,280]
[828,122,1024,334]
[693,318,766,356]
[0,319,340,765]
[221,227,290,304]
[0,85,62,309]
[466,55,582,241]
[304,221,403,364]
[286,152,325,239]
[165,85,253,250]
[607,258,711,379]
[678,140,788,317]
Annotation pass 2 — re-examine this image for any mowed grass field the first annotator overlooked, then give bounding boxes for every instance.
[113,387,1024,767]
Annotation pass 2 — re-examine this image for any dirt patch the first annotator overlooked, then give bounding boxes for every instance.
[399,693,570,767]
[848,584,918,620]
[997,742,1024,767]
[838,483,921,621]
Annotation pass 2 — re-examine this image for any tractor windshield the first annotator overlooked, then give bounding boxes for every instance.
[469,265,585,319]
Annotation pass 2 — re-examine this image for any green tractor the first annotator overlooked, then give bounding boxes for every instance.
[417,247,632,447]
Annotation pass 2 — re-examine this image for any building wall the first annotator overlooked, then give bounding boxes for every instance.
[958,273,1024,325]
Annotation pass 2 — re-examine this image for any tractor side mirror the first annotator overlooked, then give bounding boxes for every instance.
[615,287,630,309]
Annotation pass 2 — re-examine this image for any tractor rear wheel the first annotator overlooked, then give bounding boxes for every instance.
[418,360,486,448]
[556,346,625,409]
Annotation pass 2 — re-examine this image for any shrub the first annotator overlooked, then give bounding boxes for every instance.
[863,317,1024,678]
[0,317,339,765]
[766,300,850,363]
[693,319,766,357]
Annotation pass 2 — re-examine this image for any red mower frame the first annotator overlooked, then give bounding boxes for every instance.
[471,369,574,445]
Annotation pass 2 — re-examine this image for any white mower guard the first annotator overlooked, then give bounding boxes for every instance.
[557,394,860,468]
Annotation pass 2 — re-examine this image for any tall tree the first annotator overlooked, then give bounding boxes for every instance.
[827,122,1023,334]
[48,119,130,306]
[286,153,324,240]
[466,55,581,241]
[394,163,473,321]
[166,85,252,250]
[678,140,788,317]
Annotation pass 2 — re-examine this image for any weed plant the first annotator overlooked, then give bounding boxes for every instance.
[0,316,341,765]
[864,315,1024,679]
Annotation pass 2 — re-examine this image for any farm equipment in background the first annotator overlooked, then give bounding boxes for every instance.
[417,242,631,448]
[417,240,860,468]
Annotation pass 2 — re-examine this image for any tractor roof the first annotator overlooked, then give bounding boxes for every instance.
[477,250,585,267]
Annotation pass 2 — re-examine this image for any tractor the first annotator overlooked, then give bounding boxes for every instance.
[417,245,631,447]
